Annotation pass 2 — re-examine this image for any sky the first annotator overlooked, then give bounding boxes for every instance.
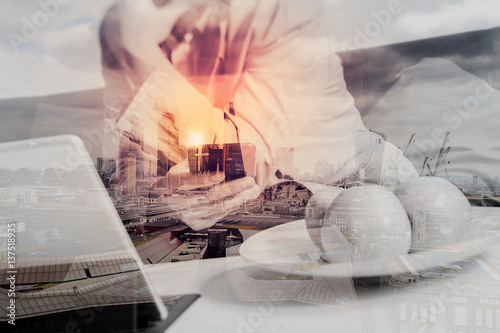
[0,0,114,99]
[363,57,500,179]
[328,0,500,51]
[0,0,499,99]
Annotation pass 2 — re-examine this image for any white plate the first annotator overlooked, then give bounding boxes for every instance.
[237,217,497,278]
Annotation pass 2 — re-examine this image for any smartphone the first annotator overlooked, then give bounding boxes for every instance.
[188,143,256,181]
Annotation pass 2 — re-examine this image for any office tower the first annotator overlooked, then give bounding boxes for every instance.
[106,159,117,180]
[207,229,228,258]
[97,157,116,183]
[97,157,105,173]
[124,153,137,195]
[135,157,144,181]
[188,143,246,181]
[473,175,478,187]
[188,147,199,174]
[225,144,245,181]
[188,145,211,174]
[275,147,294,178]
[157,112,179,177]
[130,115,145,180]
[96,158,112,189]
[208,147,224,173]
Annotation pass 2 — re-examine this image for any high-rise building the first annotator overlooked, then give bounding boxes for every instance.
[157,112,179,177]
[225,143,245,181]
[97,157,116,180]
[130,115,144,180]
[96,157,104,173]
[207,229,228,258]
[473,175,478,187]
[187,145,213,174]
[188,143,245,181]
[188,149,199,175]
[275,147,294,178]
[207,147,223,173]
[125,153,136,195]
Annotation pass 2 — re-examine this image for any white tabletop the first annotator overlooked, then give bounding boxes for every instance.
[146,207,500,333]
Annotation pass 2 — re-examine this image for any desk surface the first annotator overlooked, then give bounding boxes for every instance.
[147,207,500,333]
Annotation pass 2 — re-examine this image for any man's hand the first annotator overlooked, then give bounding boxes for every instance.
[160,159,225,191]
[160,165,261,230]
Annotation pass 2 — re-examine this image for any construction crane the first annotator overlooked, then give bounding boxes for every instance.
[420,132,452,177]
[403,133,415,156]
[433,132,451,176]
[420,156,429,176]
[427,164,433,176]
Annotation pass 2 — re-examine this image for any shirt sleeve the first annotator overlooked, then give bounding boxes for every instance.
[229,0,368,176]
[104,0,369,180]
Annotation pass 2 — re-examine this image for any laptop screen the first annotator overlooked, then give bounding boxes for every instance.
[0,135,168,332]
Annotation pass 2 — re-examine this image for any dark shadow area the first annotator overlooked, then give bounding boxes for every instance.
[2,294,199,333]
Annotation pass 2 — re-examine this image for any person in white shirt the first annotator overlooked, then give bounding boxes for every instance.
[99,0,420,231]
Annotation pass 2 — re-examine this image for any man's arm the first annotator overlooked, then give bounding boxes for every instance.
[228,0,368,177]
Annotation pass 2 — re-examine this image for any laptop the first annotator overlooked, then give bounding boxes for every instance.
[0,135,197,332]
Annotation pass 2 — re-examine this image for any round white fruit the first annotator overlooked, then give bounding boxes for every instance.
[305,186,345,252]
[305,187,345,229]
[323,185,412,261]
[394,176,471,247]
